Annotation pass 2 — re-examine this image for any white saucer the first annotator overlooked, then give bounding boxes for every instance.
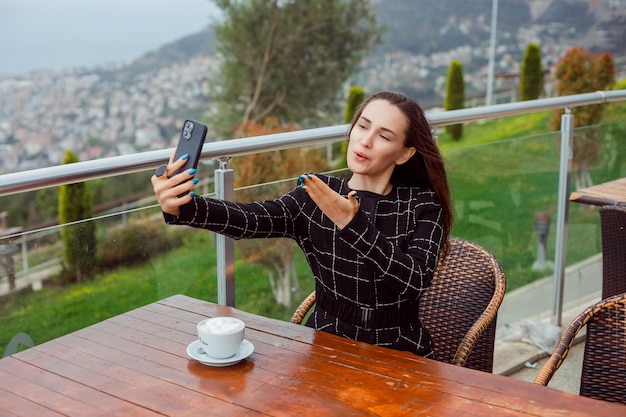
[186,339,254,367]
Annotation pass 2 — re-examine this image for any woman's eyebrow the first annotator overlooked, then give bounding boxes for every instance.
[360,116,397,137]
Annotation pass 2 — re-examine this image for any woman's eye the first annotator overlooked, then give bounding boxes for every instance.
[379,135,389,141]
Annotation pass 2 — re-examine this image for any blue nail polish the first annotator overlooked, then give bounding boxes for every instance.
[188,168,196,175]
[192,178,199,184]
[306,173,312,179]
[190,191,195,197]
[297,175,305,185]
[182,154,189,160]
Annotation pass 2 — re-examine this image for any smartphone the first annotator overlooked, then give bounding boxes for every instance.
[172,119,208,177]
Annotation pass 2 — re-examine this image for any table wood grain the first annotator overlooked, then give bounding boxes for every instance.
[570,177,626,207]
[1,294,624,416]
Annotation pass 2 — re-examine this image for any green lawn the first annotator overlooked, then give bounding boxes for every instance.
[1,100,625,357]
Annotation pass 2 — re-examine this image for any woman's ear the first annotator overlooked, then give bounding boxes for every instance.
[396,146,416,166]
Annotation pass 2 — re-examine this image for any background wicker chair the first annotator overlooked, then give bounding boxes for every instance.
[533,292,626,405]
[599,205,626,299]
[291,236,507,373]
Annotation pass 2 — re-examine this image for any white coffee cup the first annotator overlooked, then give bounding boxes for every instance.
[197,316,245,359]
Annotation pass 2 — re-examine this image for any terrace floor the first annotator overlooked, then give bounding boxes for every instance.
[509,340,584,394]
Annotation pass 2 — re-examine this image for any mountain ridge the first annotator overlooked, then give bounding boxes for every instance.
[123,0,624,78]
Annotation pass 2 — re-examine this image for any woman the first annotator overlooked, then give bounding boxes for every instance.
[152,90,453,358]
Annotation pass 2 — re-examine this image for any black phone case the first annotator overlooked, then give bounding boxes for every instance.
[172,119,208,177]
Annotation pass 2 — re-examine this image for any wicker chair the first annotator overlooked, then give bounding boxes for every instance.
[291,236,507,373]
[533,292,626,405]
[599,205,626,299]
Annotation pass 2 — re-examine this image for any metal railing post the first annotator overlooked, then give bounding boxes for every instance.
[21,235,28,273]
[214,157,236,306]
[552,108,574,326]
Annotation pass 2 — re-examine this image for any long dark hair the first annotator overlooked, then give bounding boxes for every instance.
[348,90,453,259]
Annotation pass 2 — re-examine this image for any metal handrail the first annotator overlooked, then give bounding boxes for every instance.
[2,90,625,197]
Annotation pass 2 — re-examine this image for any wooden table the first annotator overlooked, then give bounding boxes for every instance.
[570,177,626,298]
[1,294,624,416]
[570,177,626,207]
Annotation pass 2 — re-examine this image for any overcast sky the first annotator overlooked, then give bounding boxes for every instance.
[0,0,219,74]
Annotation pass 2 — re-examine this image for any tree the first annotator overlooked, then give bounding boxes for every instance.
[208,0,382,306]
[58,150,97,283]
[549,47,615,189]
[594,52,616,93]
[550,48,615,130]
[230,117,327,307]
[338,85,365,168]
[209,0,383,137]
[444,60,464,141]
[520,43,543,101]
[344,85,365,125]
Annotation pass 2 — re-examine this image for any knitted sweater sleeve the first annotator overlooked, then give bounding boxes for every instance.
[162,189,307,240]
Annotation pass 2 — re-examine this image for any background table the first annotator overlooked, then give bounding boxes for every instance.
[570,177,626,208]
[1,294,624,416]
[570,177,626,298]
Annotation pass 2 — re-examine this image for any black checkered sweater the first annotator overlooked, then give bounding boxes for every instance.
[164,174,444,358]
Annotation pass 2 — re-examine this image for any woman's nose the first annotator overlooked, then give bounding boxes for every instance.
[360,132,374,147]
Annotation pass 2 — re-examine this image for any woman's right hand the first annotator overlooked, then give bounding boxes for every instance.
[151,153,198,217]
[300,174,359,230]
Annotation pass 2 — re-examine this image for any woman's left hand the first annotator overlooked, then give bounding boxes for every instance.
[300,174,358,229]
[151,153,197,216]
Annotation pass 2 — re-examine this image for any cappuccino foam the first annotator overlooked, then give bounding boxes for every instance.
[200,317,244,335]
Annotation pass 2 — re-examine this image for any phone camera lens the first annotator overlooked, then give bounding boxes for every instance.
[182,121,194,139]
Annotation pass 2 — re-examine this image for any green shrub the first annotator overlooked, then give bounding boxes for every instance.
[98,219,184,270]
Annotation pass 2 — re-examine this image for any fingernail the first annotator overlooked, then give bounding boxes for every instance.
[297,175,305,185]
[188,168,196,175]
[183,154,189,160]
[190,191,195,197]
[306,173,312,179]
[192,178,199,184]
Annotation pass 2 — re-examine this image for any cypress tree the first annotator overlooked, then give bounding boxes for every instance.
[520,43,543,101]
[340,85,365,167]
[58,150,97,282]
[444,60,464,141]
[344,85,365,124]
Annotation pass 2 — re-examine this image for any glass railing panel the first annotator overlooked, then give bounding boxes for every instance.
[445,119,625,325]
[2,120,624,357]
[0,143,342,355]
[446,130,561,279]
[0,173,214,356]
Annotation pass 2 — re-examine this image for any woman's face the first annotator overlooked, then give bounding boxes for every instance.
[347,99,416,181]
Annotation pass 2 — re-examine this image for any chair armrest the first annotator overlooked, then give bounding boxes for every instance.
[452,256,507,367]
[291,291,316,324]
